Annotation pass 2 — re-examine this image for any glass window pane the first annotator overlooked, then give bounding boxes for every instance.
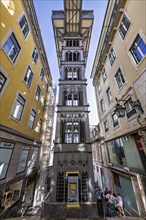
[17,146,29,173]
[0,142,14,179]
[3,33,20,63]
[0,72,7,92]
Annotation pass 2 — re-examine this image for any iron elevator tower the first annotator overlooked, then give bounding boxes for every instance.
[48,0,96,216]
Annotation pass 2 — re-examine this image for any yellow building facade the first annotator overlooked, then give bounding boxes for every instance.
[91,0,146,217]
[0,0,53,215]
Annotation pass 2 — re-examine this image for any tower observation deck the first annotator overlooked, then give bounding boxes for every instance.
[44,0,97,218]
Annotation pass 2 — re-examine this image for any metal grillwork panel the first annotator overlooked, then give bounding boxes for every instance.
[64,0,82,34]
[82,172,89,201]
[56,172,65,202]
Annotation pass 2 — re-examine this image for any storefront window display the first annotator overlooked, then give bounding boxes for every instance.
[107,135,144,170]
[0,181,23,212]
[113,172,138,213]
[17,146,29,173]
[0,141,14,180]
[107,138,127,166]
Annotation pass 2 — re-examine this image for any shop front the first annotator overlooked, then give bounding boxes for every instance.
[0,180,23,213]
[112,172,138,215]
[23,172,37,206]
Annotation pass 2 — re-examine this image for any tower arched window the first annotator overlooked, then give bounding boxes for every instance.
[69,52,72,61]
[66,68,79,80]
[73,52,77,61]
[70,40,72,47]
[73,68,78,80]
[67,68,72,80]
[64,90,79,106]
[66,52,69,61]
[77,52,80,61]
[64,121,80,143]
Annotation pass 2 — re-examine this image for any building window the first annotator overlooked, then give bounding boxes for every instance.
[97,83,101,94]
[46,82,49,93]
[104,120,108,132]
[36,118,43,133]
[100,99,105,112]
[115,68,125,89]
[19,14,29,38]
[11,94,25,121]
[64,91,79,106]
[3,32,21,63]
[109,47,116,66]
[0,71,7,93]
[106,87,112,102]
[66,68,79,80]
[124,98,137,118]
[66,40,79,47]
[107,138,127,166]
[27,147,38,174]
[102,68,107,82]
[42,97,46,110]
[64,121,80,143]
[35,85,41,101]
[112,113,119,127]
[0,141,14,180]
[24,66,33,87]
[119,14,131,39]
[130,34,146,64]
[28,109,36,129]
[40,68,44,81]
[32,47,38,64]
[17,146,29,173]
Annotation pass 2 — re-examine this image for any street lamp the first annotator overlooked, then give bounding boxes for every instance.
[114,98,144,118]
[114,103,126,118]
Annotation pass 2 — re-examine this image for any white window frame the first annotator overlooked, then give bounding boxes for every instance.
[129,33,146,65]
[102,68,107,82]
[36,118,43,133]
[0,141,14,180]
[11,93,26,121]
[42,96,46,110]
[40,68,44,81]
[115,68,126,89]
[0,66,10,99]
[112,113,119,128]
[97,83,101,94]
[35,85,41,101]
[109,47,116,66]
[118,13,131,40]
[100,99,105,112]
[28,108,36,129]
[16,146,29,173]
[23,65,34,88]
[18,13,30,39]
[3,31,21,64]
[106,87,112,103]
[32,47,38,65]
[104,120,109,133]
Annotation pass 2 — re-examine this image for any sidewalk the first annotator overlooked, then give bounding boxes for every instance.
[106,217,145,220]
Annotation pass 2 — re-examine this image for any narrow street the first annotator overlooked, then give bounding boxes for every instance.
[0,0,146,219]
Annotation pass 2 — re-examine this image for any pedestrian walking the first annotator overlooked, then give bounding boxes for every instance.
[115,193,125,216]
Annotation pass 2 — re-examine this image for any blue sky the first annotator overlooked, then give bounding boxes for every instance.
[34,0,108,125]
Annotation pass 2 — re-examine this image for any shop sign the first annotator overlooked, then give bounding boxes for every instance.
[0,141,14,148]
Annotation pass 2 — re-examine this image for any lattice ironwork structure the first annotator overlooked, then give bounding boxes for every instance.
[49,0,96,212]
